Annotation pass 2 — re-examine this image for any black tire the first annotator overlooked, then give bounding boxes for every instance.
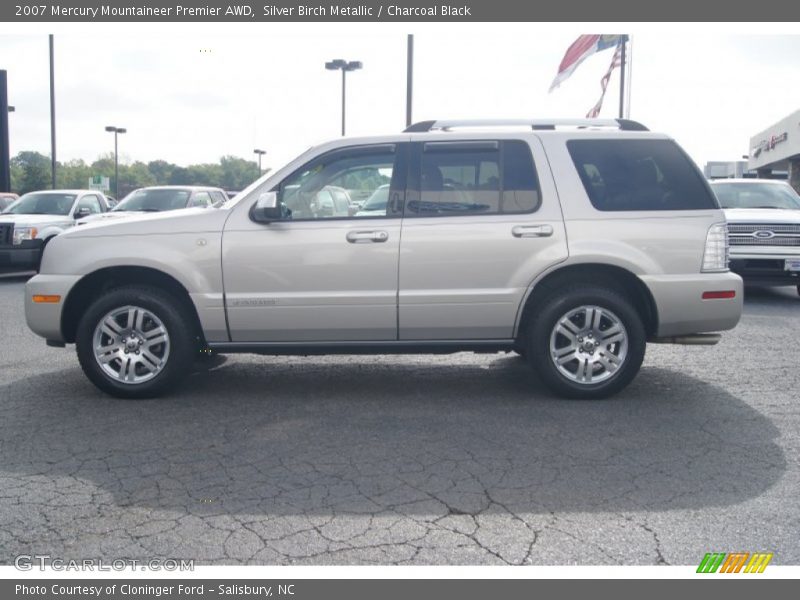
[527,285,646,399]
[796,284,800,297]
[75,286,196,399]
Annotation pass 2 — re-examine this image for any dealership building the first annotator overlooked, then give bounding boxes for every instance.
[748,108,800,193]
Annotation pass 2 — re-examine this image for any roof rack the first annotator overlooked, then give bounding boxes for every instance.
[403,118,649,133]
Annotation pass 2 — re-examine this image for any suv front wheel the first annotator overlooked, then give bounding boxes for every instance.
[76,286,196,399]
[528,285,646,399]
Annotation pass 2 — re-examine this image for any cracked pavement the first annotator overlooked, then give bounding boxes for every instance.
[0,274,798,565]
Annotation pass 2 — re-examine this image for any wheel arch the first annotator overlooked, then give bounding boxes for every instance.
[61,266,205,344]
[515,263,659,345]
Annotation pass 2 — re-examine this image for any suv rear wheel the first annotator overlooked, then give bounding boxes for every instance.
[528,285,646,399]
[76,286,195,399]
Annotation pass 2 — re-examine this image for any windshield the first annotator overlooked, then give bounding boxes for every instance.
[2,193,77,216]
[113,189,190,212]
[712,182,800,210]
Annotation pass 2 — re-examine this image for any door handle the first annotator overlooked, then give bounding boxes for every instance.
[511,224,554,238]
[346,230,389,243]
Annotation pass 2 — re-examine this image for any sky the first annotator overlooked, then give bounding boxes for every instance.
[1,24,799,174]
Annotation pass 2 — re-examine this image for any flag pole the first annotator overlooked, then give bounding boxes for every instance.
[625,36,633,118]
[618,38,626,119]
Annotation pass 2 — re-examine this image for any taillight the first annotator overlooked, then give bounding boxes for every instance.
[702,223,729,272]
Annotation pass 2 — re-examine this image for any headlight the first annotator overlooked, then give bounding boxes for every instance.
[12,226,38,245]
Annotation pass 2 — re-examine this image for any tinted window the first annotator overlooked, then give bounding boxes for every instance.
[276,145,400,220]
[408,140,540,216]
[567,139,716,211]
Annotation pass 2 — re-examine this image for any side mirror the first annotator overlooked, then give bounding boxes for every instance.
[75,207,91,219]
[252,192,282,223]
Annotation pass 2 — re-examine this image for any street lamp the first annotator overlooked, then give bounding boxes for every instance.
[105,125,126,200]
[253,149,266,177]
[325,59,362,136]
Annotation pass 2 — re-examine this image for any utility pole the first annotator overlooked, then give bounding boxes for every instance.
[0,71,10,193]
[406,35,414,128]
[49,34,56,188]
[618,39,626,119]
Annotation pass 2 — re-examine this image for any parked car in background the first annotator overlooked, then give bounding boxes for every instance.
[0,192,19,211]
[77,185,226,225]
[710,179,800,295]
[0,190,110,271]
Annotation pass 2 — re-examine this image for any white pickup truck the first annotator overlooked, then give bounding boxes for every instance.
[0,190,110,272]
[710,179,800,295]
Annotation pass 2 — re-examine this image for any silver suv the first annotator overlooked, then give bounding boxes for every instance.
[25,119,743,399]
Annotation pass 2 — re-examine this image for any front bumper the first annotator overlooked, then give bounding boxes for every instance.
[25,273,83,342]
[639,271,743,337]
[729,256,800,287]
[0,241,43,271]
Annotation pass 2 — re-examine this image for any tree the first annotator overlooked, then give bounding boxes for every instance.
[147,160,173,184]
[58,159,91,190]
[118,161,156,198]
[10,150,263,195]
[219,155,259,190]
[10,151,51,195]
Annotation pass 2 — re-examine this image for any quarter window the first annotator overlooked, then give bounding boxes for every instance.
[567,139,717,211]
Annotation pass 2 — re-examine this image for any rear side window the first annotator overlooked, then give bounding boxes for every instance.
[567,139,717,211]
[409,140,540,216]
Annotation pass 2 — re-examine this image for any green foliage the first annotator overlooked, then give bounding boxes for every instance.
[11,151,51,195]
[8,151,262,197]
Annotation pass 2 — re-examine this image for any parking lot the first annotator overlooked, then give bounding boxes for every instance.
[0,273,798,566]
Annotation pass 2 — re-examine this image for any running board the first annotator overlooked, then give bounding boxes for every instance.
[649,333,721,346]
[207,339,516,356]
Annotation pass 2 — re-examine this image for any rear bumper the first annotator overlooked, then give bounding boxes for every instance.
[639,272,743,337]
[24,273,83,342]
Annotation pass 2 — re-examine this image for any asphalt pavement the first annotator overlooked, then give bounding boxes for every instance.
[0,273,798,565]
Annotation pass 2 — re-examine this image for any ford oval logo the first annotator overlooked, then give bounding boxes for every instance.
[753,230,775,239]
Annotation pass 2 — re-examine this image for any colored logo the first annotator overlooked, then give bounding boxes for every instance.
[697,552,773,573]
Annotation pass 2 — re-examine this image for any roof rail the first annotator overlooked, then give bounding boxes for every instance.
[403,118,649,133]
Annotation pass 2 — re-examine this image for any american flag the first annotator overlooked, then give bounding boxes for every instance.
[586,42,624,118]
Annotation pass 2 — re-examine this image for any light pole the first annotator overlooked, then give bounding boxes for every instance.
[253,149,266,178]
[105,125,126,200]
[325,59,362,136]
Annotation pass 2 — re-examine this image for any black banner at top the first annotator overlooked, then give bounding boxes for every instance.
[2,0,800,22]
